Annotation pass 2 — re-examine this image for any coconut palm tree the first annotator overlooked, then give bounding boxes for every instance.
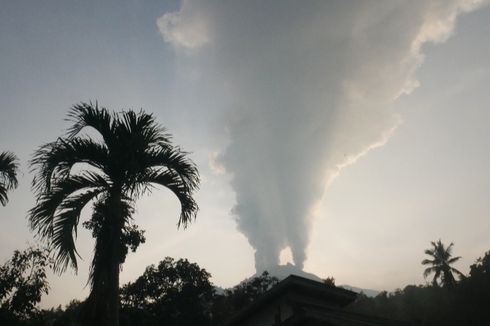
[422,240,464,288]
[29,102,199,326]
[0,151,19,206]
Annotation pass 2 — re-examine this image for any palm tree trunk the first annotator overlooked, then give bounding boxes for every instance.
[83,195,124,326]
[107,218,122,326]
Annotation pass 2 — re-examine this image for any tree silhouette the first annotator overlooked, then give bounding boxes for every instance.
[211,271,279,323]
[422,240,463,288]
[0,246,51,319]
[120,257,214,326]
[29,102,199,326]
[0,151,18,206]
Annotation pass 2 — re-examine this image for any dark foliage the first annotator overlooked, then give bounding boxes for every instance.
[210,271,279,324]
[19,300,84,326]
[323,276,336,287]
[120,257,214,326]
[11,249,490,326]
[348,250,490,326]
[50,300,83,326]
[119,264,278,326]
[0,247,51,322]
[0,151,19,206]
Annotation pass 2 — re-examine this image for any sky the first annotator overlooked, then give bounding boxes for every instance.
[0,0,489,308]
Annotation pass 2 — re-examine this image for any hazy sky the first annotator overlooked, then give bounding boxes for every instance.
[1,0,489,308]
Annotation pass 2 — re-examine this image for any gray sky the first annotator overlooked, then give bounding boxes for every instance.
[0,0,489,308]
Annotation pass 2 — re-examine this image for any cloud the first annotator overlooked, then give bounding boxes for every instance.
[157,0,209,50]
[158,0,487,272]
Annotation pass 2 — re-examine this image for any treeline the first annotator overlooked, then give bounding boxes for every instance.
[3,248,490,326]
[0,253,279,326]
[348,249,490,325]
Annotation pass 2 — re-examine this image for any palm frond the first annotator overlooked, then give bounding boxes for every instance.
[424,248,435,256]
[66,102,114,145]
[141,146,199,191]
[51,189,103,273]
[446,242,454,254]
[0,188,7,207]
[447,255,461,264]
[31,137,109,193]
[0,151,19,206]
[451,266,465,278]
[133,169,198,228]
[423,266,436,279]
[118,110,171,148]
[29,172,109,238]
[421,259,435,266]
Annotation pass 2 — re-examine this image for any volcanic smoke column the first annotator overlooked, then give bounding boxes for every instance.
[158,0,487,272]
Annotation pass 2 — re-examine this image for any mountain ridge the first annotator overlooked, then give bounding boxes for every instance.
[254,263,380,297]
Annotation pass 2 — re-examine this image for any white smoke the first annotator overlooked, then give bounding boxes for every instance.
[157,0,209,50]
[158,0,487,272]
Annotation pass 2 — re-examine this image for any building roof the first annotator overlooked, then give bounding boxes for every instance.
[222,275,409,326]
[222,275,357,326]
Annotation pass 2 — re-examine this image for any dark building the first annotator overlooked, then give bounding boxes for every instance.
[223,275,408,326]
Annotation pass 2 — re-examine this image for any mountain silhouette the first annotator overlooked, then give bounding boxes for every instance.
[255,263,380,297]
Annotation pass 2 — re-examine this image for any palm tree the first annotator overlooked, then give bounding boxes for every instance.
[0,151,19,206]
[29,102,199,326]
[422,239,464,288]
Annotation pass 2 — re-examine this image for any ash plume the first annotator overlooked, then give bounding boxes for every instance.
[159,0,486,272]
